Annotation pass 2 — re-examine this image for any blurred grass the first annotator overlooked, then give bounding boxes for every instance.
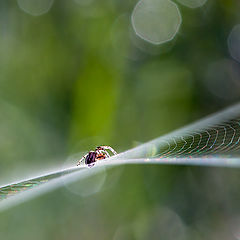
[0,0,240,239]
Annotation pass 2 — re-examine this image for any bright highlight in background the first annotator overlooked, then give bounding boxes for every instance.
[204,59,240,100]
[17,0,54,16]
[176,0,207,8]
[131,0,182,45]
[228,24,240,64]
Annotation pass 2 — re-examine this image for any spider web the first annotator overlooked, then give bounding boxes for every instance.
[0,167,80,201]
[106,103,240,166]
[1,103,240,206]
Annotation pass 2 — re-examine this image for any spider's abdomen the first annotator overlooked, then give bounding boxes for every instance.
[85,151,96,165]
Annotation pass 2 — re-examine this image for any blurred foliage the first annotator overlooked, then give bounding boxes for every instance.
[1,0,240,239]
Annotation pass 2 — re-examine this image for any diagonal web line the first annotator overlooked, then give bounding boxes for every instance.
[1,103,240,209]
[115,103,240,160]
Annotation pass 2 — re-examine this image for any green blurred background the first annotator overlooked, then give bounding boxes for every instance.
[1,0,240,239]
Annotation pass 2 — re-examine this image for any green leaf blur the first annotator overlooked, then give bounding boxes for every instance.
[0,0,240,239]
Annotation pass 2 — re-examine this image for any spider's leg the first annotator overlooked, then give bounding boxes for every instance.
[101,150,110,158]
[96,149,110,158]
[99,146,117,155]
[77,153,87,166]
[96,149,102,156]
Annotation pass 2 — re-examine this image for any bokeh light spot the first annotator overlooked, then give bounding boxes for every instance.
[64,168,107,197]
[176,0,207,8]
[228,24,240,63]
[204,59,240,100]
[134,207,186,240]
[17,0,54,16]
[131,0,182,45]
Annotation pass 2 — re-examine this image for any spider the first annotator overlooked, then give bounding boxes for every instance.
[77,146,117,167]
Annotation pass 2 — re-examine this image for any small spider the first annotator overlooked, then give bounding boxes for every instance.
[77,146,117,167]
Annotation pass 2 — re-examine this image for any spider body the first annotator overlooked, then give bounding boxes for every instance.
[77,146,117,167]
[85,151,97,165]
